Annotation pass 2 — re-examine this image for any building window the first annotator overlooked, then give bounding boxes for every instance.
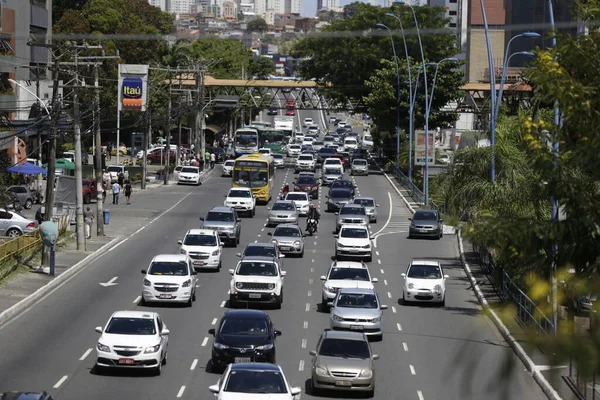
[449,0,457,2]
[449,23,457,28]
[449,11,457,16]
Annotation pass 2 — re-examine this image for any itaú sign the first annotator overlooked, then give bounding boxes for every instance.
[122,77,143,109]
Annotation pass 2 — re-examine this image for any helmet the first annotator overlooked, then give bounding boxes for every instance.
[311,204,317,209]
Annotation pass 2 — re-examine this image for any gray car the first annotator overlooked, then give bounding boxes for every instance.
[326,188,354,212]
[408,209,443,239]
[321,167,344,186]
[267,200,299,226]
[200,206,242,247]
[353,197,379,223]
[350,159,369,176]
[0,209,37,237]
[268,224,305,257]
[6,185,35,209]
[335,204,369,233]
[328,288,387,341]
[309,330,378,396]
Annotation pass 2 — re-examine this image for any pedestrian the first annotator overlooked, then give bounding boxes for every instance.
[204,150,210,170]
[124,180,132,205]
[106,143,112,161]
[210,152,216,169]
[117,172,125,189]
[84,206,94,239]
[112,181,120,205]
[35,207,44,225]
[102,169,111,201]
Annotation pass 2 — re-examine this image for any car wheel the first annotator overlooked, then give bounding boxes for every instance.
[216,261,221,272]
[24,199,33,209]
[84,194,91,204]
[366,254,372,262]
[162,351,168,365]
[309,379,321,396]
[229,295,237,308]
[373,218,377,223]
[139,295,146,306]
[321,297,329,313]
[6,228,21,238]
[147,159,153,165]
[252,208,256,217]
[366,386,375,398]
[441,297,446,307]
[192,290,196,302]
[154,359,162,376]
[187,297,193,307]
[299,249,304,258]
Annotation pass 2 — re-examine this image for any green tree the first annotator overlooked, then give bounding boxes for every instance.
[247,18,268,33]
[188,39,254,79]
[53,0,88,24]
[248,56,275,79]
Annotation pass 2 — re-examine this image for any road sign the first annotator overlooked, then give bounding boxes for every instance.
[414,130,434,166]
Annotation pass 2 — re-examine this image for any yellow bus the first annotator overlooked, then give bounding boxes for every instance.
[232,153,275,204]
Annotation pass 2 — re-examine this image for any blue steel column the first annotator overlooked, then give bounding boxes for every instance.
[479,0,497,183]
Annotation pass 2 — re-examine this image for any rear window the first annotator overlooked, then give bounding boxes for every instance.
[330,189,351,198]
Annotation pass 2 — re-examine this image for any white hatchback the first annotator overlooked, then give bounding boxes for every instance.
[224,187,256,217]
[209,363,301,399]
[178,166,201,185]
[304,117,314,125]
[287,144,302,157]
[284,191,311,216]
[401,260,448,306]
[222,159,235,177]
[178,229,223,271]
[141,254,197,306]
[334,224,373,262]
[320,260,378,310]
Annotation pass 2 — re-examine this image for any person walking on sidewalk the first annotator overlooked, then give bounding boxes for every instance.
[84,206,94,239]
[124,180,132,205]
[112,181,120,205]
[204,150,210,170]
[117,172,125,189]
[210,152,216,169]
[102,169,111,201]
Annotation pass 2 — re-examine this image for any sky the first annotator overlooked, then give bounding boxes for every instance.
[299,0,427,18]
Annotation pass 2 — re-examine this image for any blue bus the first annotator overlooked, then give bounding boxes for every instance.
[233,127,260,157]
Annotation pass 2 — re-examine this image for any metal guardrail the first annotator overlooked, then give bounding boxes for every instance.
[568,360,599,399]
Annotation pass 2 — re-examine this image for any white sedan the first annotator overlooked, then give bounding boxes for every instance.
[177,166,201,185]
[304,117,314,126]
[209,363,302,399]
[94,310,169,375]
[141,254,197,306]
[401,260,449,306]
[284,192,310,216]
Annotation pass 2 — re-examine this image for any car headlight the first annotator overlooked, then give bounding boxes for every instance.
[362,244,371,249]
[180,248,186,255]
[267,283,276,290]
[434,284,443,294]
[315,365,328,376]
[143,278,151,287]
[408,282,414,289]
[145,344,161,353]
[271,239,278,244]
[360,369,373,378]
[212,249,220,256]
[370,316,381,323]
[337,243,346,248]
[410,222,415,227]
[182,279,192,288]
[213,342,229,350]
[97,342,110,352]
[236,282,244,289]
[332,314,343,322]
[324,285,335,292]
[294,241,301,247]
[255,343,274,350]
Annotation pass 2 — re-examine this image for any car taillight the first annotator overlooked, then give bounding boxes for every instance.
[27,222,35,228]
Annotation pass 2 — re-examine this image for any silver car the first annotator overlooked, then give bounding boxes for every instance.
[267,200,299,226]
[353,197,379,223]
[309,330,378,397]
[200,207,241,247]
[328,288,387,341]
[350,159,369,176]
[335,204,369,233]
[0,209,37,237]
[321,167,344,186]
[268,224,305,257]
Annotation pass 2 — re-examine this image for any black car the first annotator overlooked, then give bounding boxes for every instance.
[210,147,226,163]
[330,179,356,197]
[208,310,281,371]
[267,107,278,115]
[326,188,354,212]
[0,393,53,400]
[317,147,336,163]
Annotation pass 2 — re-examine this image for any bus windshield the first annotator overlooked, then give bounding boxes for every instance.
[235,136,257,146]
[234,169,269,187]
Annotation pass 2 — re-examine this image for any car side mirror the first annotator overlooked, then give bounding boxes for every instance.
[267,232,272,236]
[281,271,287,277]
[209,384,219,394]
[376,204,380,207]
[408,217,412,221]
[334,212,339,215]
[228,269,235,275]
[380,305,388,310]
[320,275,327,281]
[275,330,282,336]
[309,350,317,356]
[401,273,406,278]
[371,278,378,283]
[439,218,444,222]
[208,328,216,336]
[177,240,182,245]
[291,387,302,396]
[267,207,271,210]
[141,269,147,274]
[372,354,380,360]
[95,326,103,334]
[444,275,449,279]
[191,271,198,275]
[236,252,242,257]
[327,301,334,307]
[199,217,205,221]
[333,234,339,238]
[279,254,285,258]
[161,328,170,335]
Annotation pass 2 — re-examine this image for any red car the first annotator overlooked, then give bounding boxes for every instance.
[294,175,319,199]
[285,108,296,116]
[83,179,98,204]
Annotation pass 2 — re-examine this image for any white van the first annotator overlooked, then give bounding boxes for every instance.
[362,134,374,151]
[343,137,358,151]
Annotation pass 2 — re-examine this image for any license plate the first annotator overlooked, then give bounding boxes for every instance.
[349,249,359,253]
[350,325,364,330]
[280,247,290,251]
[118,358,135,365]
[193,260,204,265]
[249,293,261,299]
[235,357,251,363]
[418,229,428,233]
[159,294,173,299]
[335,380,352,387]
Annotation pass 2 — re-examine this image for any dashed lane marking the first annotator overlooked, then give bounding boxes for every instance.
[79,348,92,361]
[403,342,408,352]
[307,290,312,297]
[304,321,308,329]
[133,296,141,304]
[177,386,186,398]
[190,359,198,370]
[410,365,416,375]
[201,337,209,347]
[377,259,382,264]
[299,360,305,371]
[309,278,313,284]
[54,375,68,389]
[397,323,402,331]
[305,303,310,312]
[301,339,307,348]
[380,269,385,274]
[220,301,226,308]
[387,292,392,298]
[211,318,217,325]
[384,279,388,285]
[418,390,425,400]
[392,306,397,313]
[376,251,380,256]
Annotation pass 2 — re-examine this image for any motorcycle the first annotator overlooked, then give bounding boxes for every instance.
[306,218,318,236]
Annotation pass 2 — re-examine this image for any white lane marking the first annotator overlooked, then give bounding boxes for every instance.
[311,259,315,263]
[227,289,230,294]
[403,342,408,352]
[134,226,145,234]
[384,279,388,285]
[392,306,397,313]
[220,301,226,308]
[79,348,92,361]
[303,321,308,329]
[410,365,416,375]
[309,278,313,284]
[373,192,393,237]
[305,303,310,312]
[211,318,217,325]
[301,339,307,348]
[190,359,198,370]
[299,360,305,371]
[374,230,407,248]
[418,390,425,400]
[177,385,186,398]
[376,251,380,256]
[307,290,312,297]
[310,267,314,273]
[201,337,209,347]
[380,269,385,274]
[133,296,141,304]
[257,234,261,237]
[397,323,402,331]
[378,259,381,264]
[54,375,68,388]
[387,292,392,298]
[261,228,265,232]
[312,249,316,253]
[108,238,128,252]
[313,241,317,245]
[254,240,258,243]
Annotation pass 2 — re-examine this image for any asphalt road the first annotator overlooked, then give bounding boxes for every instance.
[0,104,545,400]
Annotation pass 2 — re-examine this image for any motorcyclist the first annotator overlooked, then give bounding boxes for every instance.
[281,184,290,198]
[306,204,320,233]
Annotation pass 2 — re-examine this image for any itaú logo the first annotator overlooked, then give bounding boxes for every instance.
[122,77,143,109]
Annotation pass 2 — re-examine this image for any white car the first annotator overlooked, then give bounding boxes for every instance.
[362,134,374,151]
[222,159,235,176]
[334,224,373,261]
[272,153,284,168]
[258,148,272,155]
[209,363,302,399]
[178,229,223,271]
[343,137,358,150]
[177,166,201,185]
[229,256,286,309]
[401,260,448,306]
[338,121,347,128]
[304,117,314,126]
[323,136,335,147]
[323,157,344,169]
[320,260,377,310]
[294,133,305,144]
[94,310,169,375]
[295,154,316,173]
[224,187,256,217]
[287,144,302,157]
[141,254,197,306]
[302,137,315,146]
[307,125,320,135]
[284,191,310,216]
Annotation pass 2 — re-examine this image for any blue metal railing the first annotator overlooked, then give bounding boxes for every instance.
[390,166,424,204]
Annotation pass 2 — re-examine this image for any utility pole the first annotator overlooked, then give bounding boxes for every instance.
[194,63,202,161]
[44,57,60,223]
[72,51,86,250]
[198,68,206,165]
[142,110,150,189]
[164,67,172,185]
[94,64,104,236]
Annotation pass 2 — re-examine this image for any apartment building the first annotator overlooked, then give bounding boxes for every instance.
[317,0,339,11]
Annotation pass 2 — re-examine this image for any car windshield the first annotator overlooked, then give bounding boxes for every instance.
[414,211,438,221]
[299,155,312,161]
[273,154,283,159]
[337,293,378,309]
[229,190,252,198]
[274,227,301,237]
[286,193,308,201]
[314,141,324,146]
[107,166,122,173]
[345,139,357,144]
[184,234,217,246]
[407,264,442,279]
[324,168,341,175]
[82,181,91,188]
[340,228,368,238]
[224,370,287,393]
[272,202,295,211]
[354,199,375,207]
[259,149,270,154]
[332,181,352,189]
[237,262,278,276]
[244,246,277,257]
[235,137,257,146]
[220,318,269,336]
[105,317,156,335]
[364,135,372,141]
[181,167,198,173]
[297,177,316,185]
[324,137,334,141]
[319,338,370,359]
[353,160,367,166]
[148,261,189,276]
[290,145,301,149]
[329,267,369,281]
[224,161,235,166]
[340,206,365,215]
[330,189,351,199]
[325,159,340,164]
[206,211,234,222]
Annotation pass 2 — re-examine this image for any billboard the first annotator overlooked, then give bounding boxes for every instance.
[118,64,149,112]
[414,130,434,165]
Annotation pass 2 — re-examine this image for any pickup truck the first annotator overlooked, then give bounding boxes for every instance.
[107,165,129,183]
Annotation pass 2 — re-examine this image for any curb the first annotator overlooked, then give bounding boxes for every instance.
[456,231,563,400]
[0,235,122,328]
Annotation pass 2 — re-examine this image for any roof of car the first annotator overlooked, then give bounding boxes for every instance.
[273,199,295,205]
[111,310,157,319]
[353,158,368,162]
[185,229,218,236]
[340,204,364,210]
[337,287,377,295]
[274,223,301,230]
[209,206,235,213]
[245,242,277,249]
[409,260,441,267]
[354,196,375,202]
[230,363,281,372]
[330,260,367,269]
[339,224,369,230]
[324,157,343,162]
[322,329,367,341]
[414,209,438,215]
[286,192,308,197]
[229,187,252,192]
[151,254,188,263]
[224,309,269,319]
[239,256,278,263]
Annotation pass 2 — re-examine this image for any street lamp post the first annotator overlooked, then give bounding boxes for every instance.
[426,58,459,114]
[385,12,414,181]
[375,23,402,169]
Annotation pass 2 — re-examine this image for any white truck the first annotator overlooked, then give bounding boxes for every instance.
[274,116,294,137]
[107,164,129,183]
